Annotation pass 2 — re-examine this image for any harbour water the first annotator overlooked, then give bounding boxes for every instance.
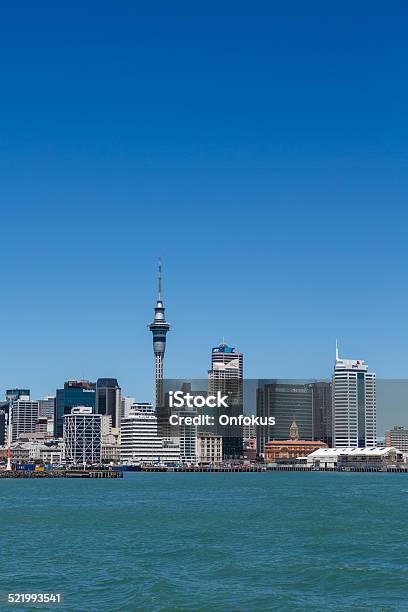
[1,472,407,611]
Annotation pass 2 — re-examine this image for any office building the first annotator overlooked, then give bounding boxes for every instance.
[129,402,153,416]
[95,378,121,429]
[257,381,314,455]
[120,396,136,420]
[197,433,223,466]
[312,381,332,446]
[385,426,408,452]
[208,342,244,460]
[10,395,39,442]
[120,405,162,464]
[149,259,170,408]
[208,342,243,401]
[6,389,30,403]
[332,343,376,447]
[63,407,102,465]
[38,396,56,419]
[35,417,49,435]
[55,380,96,438]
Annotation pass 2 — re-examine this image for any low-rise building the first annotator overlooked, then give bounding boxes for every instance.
[40,448,63,465]
[264,419,327,463]
[307,446,403,468]
[197,434,222,466]
[102,432,121,463]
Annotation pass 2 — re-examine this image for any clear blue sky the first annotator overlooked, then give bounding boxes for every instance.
[1,1,408,408]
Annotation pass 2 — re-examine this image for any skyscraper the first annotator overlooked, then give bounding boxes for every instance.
[208,342,244,460]
[149,259,170,408]
[95,378,121,429]
[10,395,39,442]
[256,381,314,455]
[55,380,96,437]
[208,342,243,401]
[332,342,376,447]
[312,381,332,447]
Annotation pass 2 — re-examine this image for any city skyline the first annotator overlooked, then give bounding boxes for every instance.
[3,268,408,435]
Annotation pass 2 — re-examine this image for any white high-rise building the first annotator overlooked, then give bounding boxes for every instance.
[121,405,180,465]
[11,396,39,442]
[332,342,376,448]
[208,342,243,401]
[121,405,162,463]
[120,396,136,420]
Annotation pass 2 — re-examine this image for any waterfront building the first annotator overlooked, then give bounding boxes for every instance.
[160,441,181,465]
[0,443,30,463]
[197,433,223,466]
[11,395,39,442]
[243,437,257,462]
[120,405,181,465]
[165,383,200,465]
[257,381,314,455]
[55,380,96,438]
[95,378,121,429]
[40,448,63,465]
[101,414,112,436]
[120,405,162,464]
[101,415,120,463]
[101,434,121,463]
[263,419,327,463]
[385,426,408,452]
[0,436,62,463]
[179,413,197,464]
[307,446,402,468]
[149,259,170,408]
[332,343,376,447]
[63,407,102,466]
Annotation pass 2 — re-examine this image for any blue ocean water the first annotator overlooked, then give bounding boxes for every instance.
[1,472,407,611]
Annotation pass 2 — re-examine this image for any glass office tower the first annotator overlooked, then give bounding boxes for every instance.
[95,378,121,430]
[55,380,96,437]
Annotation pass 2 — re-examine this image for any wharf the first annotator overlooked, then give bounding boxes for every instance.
[142,466,266,472]
[266,465,408,473]
[0,470,123,478]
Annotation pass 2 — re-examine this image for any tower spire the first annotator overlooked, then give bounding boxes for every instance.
[157,257,162,301]
[336,338,339,361]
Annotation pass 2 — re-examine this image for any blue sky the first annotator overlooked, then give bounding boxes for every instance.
[1,1,408,412]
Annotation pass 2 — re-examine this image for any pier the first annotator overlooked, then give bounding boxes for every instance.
[0,469,123,478]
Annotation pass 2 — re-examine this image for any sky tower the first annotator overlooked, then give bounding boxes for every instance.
[149,259,170,407]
